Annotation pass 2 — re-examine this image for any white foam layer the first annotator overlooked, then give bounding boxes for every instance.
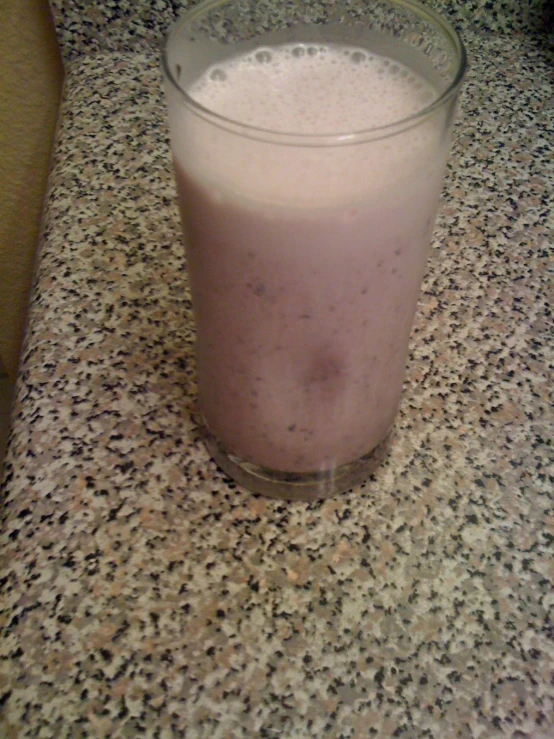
[168,42,446,207]
[190,43,437,135]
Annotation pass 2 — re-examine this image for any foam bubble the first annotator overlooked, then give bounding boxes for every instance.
[255,49,272,64]
[209,68,227,82]
[350,51,366,64]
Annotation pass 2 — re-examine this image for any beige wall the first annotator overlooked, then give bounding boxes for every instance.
[0,0,63,379]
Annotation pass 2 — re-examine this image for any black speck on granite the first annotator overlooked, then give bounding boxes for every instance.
[1,1,553,737]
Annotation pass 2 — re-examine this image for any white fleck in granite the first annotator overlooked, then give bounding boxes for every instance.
[0,2,553,737]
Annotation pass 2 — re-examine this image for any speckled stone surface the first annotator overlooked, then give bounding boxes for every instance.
[1,2,553,737]
[49,0,553,61]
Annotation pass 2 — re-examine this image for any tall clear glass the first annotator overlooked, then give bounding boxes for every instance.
[163,0,466,501]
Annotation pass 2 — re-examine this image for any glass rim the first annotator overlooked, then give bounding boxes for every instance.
[162,0,467,146]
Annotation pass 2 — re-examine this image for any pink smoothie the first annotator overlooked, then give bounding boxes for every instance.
[170,43,448,472]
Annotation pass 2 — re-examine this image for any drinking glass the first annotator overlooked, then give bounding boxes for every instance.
[163,0,466,500]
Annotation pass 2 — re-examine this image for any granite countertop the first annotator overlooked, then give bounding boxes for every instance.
[1,4,553,737]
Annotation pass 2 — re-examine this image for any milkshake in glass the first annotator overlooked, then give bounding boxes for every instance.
[163,0,466,499]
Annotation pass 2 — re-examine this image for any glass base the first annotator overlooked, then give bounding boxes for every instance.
[203,427,393,501]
